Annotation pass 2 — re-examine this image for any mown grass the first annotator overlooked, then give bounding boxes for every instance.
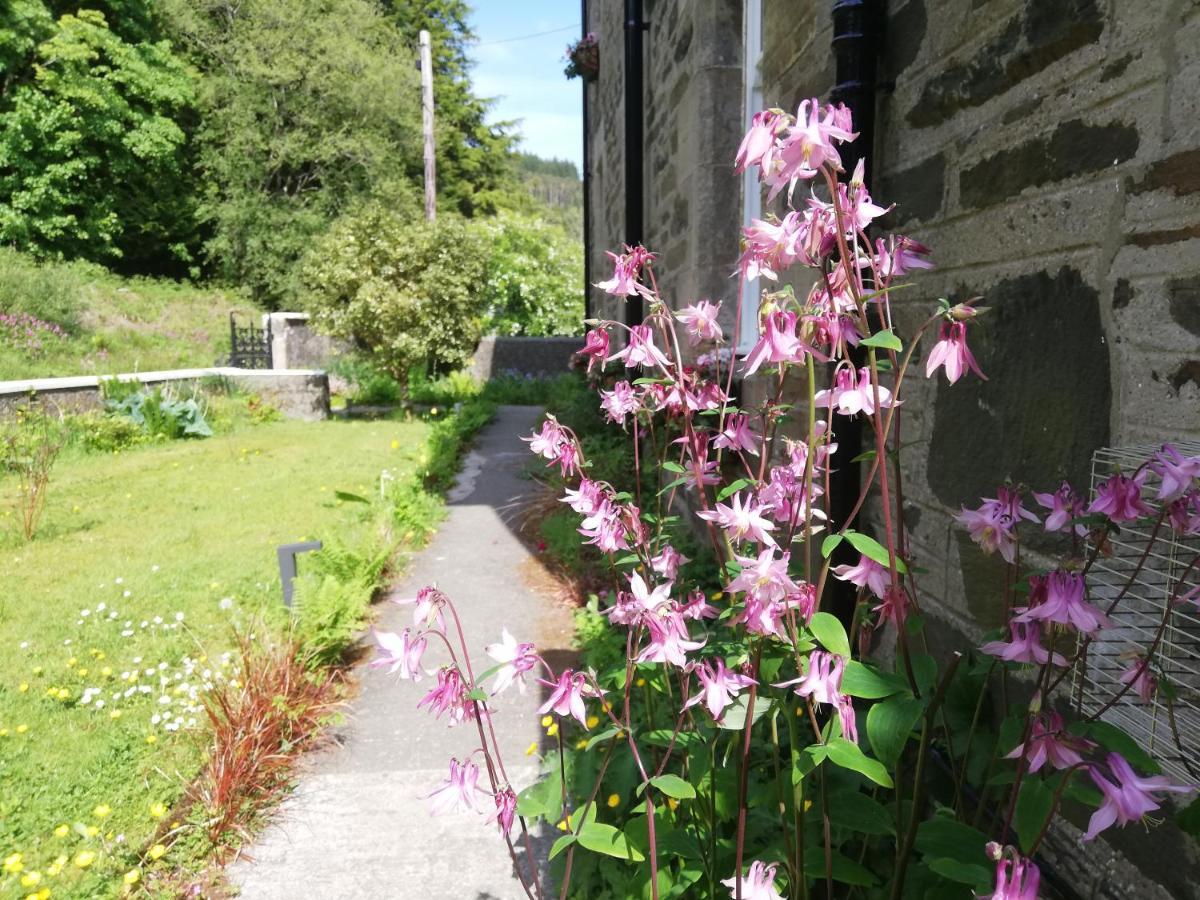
[0,249,256,381]
[0,416,427,897]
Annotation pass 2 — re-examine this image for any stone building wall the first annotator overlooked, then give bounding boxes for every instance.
[584,0,1200,894]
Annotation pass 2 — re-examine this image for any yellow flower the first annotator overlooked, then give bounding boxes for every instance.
[18,682,28,693]
[430,407,439,416]
[85,826,98,838]
[46,861,62,876]
[53,825,69,838]
[101,667,112,678]
[803,799,813,812]
[72,850,96,869]
[92,805,111,819]
[575,738,588,750]
[19,871,40,887]
[145,735,158,745]
[545,722,559,737]
[667,798,679,811]
[31,667,42,676]
[524,741,538,756]
[77,669,88,677]
[390,439,400,450]
[636,677,647,687]
[709,591,723,601]
[66,658,76,668]
[123,869,140,886]
[56,688,69,700]
[147,844,166,861]
[4,853,23,873]
[540,715,553,728]
[606,793,620,808]
[16,724,28,734]
[585,715,599,729]
[109,710,122,719]
[0,729,8,737]
[555,819,569,832]
[149,802,167,819]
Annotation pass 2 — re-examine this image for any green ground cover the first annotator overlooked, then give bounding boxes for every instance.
[0,415,427,897]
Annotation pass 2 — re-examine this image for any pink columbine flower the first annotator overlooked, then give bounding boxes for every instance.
[1088,472,1152,523]
[735,109,786,174]
[980,622,1067,667]
[836,694,859,744]
[562,478,606,516]
[684,659,757,721]
[596,244,654,297]
[875,235,933,279]
[738,215,802,281]
[538,669,593,728]
[493,786,517,834]
[484,628,538,695]
[418,667,476,726]
[1168,490,1200,537]
[651,544,690,581]
[721,860,785,900]
[393,585,446,633]
[579,328,610,373]
[607,323,671,370]
[832,553,889,600]
[680,589,720,621]
[428,758,483,815]
[1083,752,1193,841]
[984,847,1041,900]
[925,321,985,385]
[637,612,706,668]
[1005,711,1093,773]
[1150,443,1200,502]
[742,310,813,377]
[872,585,910,629]
[676,300,724,345]
[726,548,800,604]
[713,413,759,456]
[626,570,673,617]
[600,380,641,424]
[579,499,629,553]
[957,487,1039,564]
[814,365,897,417]
[777,650,845,706]
[1033,481,1087,536]
[1015,571,1110,636]
[1118,656,1157,703]
[370,628,427,681]
[697,491,777,546]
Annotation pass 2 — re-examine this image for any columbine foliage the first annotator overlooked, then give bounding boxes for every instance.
[380,100,1200,899]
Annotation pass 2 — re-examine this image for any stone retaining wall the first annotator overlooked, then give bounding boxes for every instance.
[471,336,584,380]
[0,368,330,422]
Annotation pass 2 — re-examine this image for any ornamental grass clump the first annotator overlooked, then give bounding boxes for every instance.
[380,100,1200,899]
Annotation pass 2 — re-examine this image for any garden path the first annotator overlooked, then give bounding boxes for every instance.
[227,405,574,899]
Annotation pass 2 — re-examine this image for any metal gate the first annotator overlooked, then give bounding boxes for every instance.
[228,312,273,369]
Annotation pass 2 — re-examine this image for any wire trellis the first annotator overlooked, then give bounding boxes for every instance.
[1072,439,1200,785]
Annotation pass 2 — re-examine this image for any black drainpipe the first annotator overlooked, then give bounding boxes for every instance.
[581,0,593,325]
[828,0,882,625]
[624,0,646,328]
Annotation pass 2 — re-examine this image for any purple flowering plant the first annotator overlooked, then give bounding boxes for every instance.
[379,101,1200,898]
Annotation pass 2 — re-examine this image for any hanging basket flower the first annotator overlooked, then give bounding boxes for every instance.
[564,33,600,82]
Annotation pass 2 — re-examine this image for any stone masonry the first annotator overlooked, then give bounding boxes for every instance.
[583,0,1200,895]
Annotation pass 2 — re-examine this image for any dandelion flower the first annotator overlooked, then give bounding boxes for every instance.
[109,710,122,719]
[586,715,600,729]
[123,869,140,885]
[85,826,98,837]
[145,735,158,745]
[19,871,40,887]
[93,805,111,819]
[606,793,620,808]
[147,843,166,860]
[4,853,23,873]
[72,850,96,868]
[53,825,69,838]
[149,802,166,818]
[16,724,28,734]
[18,682,28,693]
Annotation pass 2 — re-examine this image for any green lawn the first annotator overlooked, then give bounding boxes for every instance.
[0,416,427,897]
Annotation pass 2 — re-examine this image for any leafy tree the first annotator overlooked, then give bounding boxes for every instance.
[476,213,583,337]
[0,10,198,272]
[302,204,487,386]
[162,0,423,305]
[381,0,518,217]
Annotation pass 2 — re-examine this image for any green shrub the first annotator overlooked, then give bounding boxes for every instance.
[473,213,584,337]
[408,368,480,406]
[106,385,213,439]
[0,247,82,330]
[290,571,376,667]
[302,208,488,389]
[65,410,147,453]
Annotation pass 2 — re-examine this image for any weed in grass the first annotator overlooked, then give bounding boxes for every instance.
[0,405,66,540]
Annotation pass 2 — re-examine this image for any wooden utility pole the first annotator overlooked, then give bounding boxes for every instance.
[419,29,436,222]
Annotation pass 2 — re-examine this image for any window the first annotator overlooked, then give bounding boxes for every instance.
[737,0,764,355]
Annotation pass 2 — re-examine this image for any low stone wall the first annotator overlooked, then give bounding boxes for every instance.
[264,312,349,371]
[471,335,584,380]
[0,367,330,422]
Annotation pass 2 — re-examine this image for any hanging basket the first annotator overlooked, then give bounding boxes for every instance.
[565,36,600,82]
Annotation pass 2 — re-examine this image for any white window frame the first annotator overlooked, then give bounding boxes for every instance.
[737,0,764,355]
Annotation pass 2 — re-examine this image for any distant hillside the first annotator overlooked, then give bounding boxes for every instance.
[515,152,582,234]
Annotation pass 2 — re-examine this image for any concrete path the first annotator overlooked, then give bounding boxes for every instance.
[228,405,574,900]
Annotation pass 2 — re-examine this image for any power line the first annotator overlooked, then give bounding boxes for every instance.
[476,23,581,46]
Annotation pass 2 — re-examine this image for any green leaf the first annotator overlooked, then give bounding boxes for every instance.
[927,858,992,889]
[841,660,907,699]
[845,531,908,573]
[860,329,903,351]
[1071,720,1161,773]
[661,460,685,474]
[802,853,880,886]
[826,737,893,788]
[809,611,850,657]
[334,490,370,504]
[577,821,645,861]
[866,696,925,766]
[548,834,577,860]
[585,726,622,750]
[718,478,753,501]
[1014,776,1054,853]
[915,816,989,865]
[1177,796,1200,839]
[909,653,938,697]
[515,766,563,822]
[793,744,828,783]
[820,533,844,558]
[641,729,705,749]
[657,475,690,496]
[465,687,489,702]
[646,774,696,800]
[827,790,895,835]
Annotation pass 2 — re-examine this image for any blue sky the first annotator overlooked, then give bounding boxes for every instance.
[467,2,584,173]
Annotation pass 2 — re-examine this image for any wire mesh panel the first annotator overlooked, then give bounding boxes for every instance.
[1074,439,1200,784]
